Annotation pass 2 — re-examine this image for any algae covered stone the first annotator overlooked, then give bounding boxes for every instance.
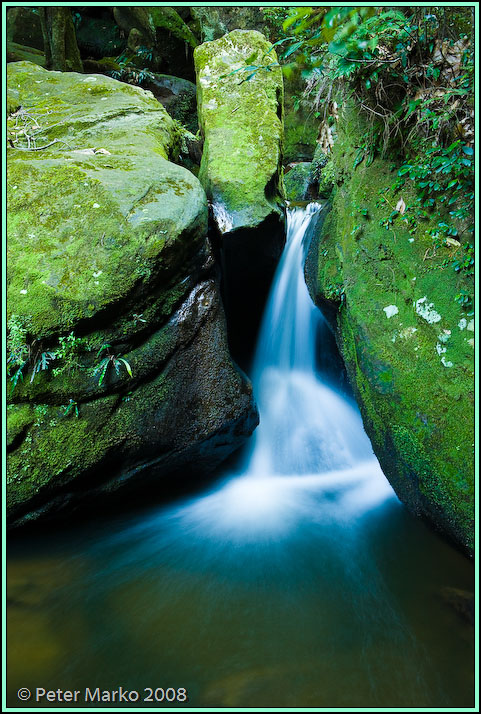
[194,30,285,361]
[7,61,203,339]
[307,104,474,554]
[7,62,258,525]
[195,29,284,233]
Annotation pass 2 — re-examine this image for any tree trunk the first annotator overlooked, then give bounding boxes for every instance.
[39,8,82,72]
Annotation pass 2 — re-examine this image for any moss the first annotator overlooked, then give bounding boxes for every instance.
[284,163,312,202]
[312,100,474,554]
[7,404,35,448]
[148,7,198,48]
[195,30,284,231]
[7,62,207,340]
[7,42,46,67]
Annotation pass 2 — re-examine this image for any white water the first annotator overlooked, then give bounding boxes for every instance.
[166,203,395,541]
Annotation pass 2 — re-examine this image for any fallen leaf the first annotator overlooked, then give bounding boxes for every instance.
[396,197,406,214]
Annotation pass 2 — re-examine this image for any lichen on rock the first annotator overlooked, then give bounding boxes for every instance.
[194,30,285,362]
[195,29,284,233]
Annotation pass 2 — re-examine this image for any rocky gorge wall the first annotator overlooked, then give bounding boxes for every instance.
[305,104,475,555]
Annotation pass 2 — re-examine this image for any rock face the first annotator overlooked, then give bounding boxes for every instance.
[194,30,285,363]
[7,62,258,526]
[306,104,474,555]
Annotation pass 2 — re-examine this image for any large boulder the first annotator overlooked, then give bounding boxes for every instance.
[6,62,258,525]
[194,30,285,363]
[306,105,474,555]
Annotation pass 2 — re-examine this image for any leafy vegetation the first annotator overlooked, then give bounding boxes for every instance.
[107,46,156,85]
[6,318,134,393]
[93,344,133,387]
[257,7,474,310]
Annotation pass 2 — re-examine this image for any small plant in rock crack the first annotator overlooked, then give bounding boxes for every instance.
[30,350,57,383]
[93,344,133,387]
[63,399,79,418]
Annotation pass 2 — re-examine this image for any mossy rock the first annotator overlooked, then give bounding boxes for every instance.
[7,42,46,68]
[307,102,474,555]
[284,163,313,202]
[7,62,257,525]
[195,30,284,233]
[7,62,205,339]
[7,281,258,526]
[195,30,285,363]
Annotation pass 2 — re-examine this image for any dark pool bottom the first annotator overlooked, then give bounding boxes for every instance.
[7,469,474,709]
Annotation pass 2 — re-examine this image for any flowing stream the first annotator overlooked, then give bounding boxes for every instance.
[7,205,474,708]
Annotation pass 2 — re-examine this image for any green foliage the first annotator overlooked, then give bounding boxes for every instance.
[62,399,79,418]
[270,6,474,307]
[51,332,87,377]
[7,318,89,392]
[93,344,133,387]
[30,351,57,384]
[7,315,30,391]
[108,47,156,86]
[454,289,473,314]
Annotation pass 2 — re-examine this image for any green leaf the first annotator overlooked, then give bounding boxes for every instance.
[119,358,133,378]
[281,41,304,59]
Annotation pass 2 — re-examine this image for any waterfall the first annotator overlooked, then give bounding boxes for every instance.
[9,207,470,710]
[172,203,395,538]
[247,202,374,477]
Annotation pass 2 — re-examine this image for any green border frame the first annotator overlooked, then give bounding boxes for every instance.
[2,2,478,711]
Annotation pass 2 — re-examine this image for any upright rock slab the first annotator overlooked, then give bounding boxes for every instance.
[194,30,285,364]
[7,62,257,525]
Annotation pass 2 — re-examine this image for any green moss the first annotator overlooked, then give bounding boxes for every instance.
[195,30,284,231]
[312,100,474,554]
[148,8,198,48]
[284,163,312,202]
[7,62,207,340]
[7,404,35,448]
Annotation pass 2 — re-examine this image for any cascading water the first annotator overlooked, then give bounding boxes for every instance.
[248,202,378,476]
[7,205,474,709]
[178,202,394,537]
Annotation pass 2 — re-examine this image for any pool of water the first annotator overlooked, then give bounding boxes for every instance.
[7,481,474,708]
